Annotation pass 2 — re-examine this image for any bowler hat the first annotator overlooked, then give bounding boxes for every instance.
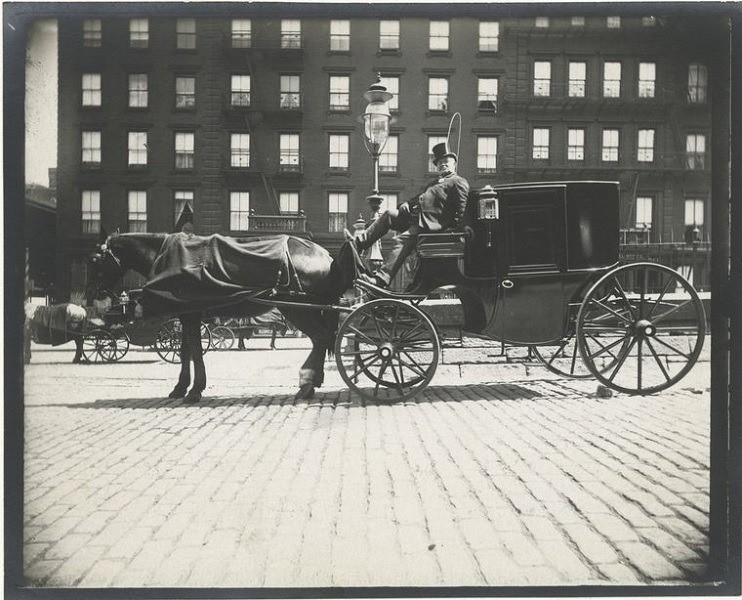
[432,141,457,165]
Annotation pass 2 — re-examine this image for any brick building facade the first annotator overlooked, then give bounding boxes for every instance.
[55,10,719,298]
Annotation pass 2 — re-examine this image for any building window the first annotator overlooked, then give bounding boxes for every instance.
[379,135,398,172]
[642,16,657,26]
[175,132,195,169]
[230,133,250,168]
[281,19,301,49]
[330,20,350,51]
[83,19,102,47]
[685,198,704,228]
[686,134,706,169]
[128,191,147,232]
[82,131,101,165]
[636,196,653,229]
[230,191,250,231]
[428,77,448,111]
[602,129,620,162]
[534,61,551,97]
[379,20,399,50]
[607,16,621,28]
[532,128,550,159]
[231,75,251,107]
[175,77,196,109]
[329,134,349,170]
[128,74,148,108]
[688,63,708,103]
[81,190,101,234]
[81,73,101,106]
[281,75,301,109]
[571,16,585,27]
[477,78,498,110]
[638,62,656,98]
[568,62,586,97]
[637,129,655,162]
[329,75,350,111]
[129,18,149,48]
[380,76,399,111]
[479,22,499,52]
[128,131,147,166]
[174,190,194,225]
[231,19,252,48]
[176,18,196,49]
[328,192,348,232]
[535,17,549,28]
[603,62,622,98]
[427,136,448,172]
[477,136,497,172]
[429,21,449,51]
[378,193,397,211]
[280,192,299,213]
[567,128,585,161]
[280,133,300,171]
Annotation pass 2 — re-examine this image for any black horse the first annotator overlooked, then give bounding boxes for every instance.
[91,231,357,402]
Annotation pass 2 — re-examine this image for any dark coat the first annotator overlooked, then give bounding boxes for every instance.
[407,173,470,232]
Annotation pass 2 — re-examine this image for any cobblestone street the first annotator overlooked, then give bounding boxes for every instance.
[22,337,711,589]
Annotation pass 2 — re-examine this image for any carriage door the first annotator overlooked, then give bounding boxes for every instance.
[493,186,567,345]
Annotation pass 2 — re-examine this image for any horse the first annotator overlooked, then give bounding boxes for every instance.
[91,231,358,403]
[26,302,88,363]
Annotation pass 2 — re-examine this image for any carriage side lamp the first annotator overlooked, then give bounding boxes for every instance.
[358,76,395,264]
[477,185,500,248]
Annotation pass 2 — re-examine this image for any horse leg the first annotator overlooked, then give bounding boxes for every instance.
[282,309,335,400]
[72,333,83,364]
[184,315,206,403]
[168,316,191,398]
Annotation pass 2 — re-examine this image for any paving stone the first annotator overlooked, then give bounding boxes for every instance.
[616,541,686,580]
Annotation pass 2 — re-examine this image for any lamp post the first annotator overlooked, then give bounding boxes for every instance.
[358,76,394,266]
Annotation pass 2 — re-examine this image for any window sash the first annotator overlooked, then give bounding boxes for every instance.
[602,130,620,161]
[279,192,299,213]
[82,73,102,106]
[477,137,497,171]
[429,21,449,51]
[379,20,400,49]
[128,132,148,165]
[81,189,101,233]
[479,22,499,51]
[329,135,349,168]
[82,131,101,163]
[635,197,653,227]
[379,76,399,111]
[175,77,196,108]
[230,134,250,168]
[568,62,586,97]
[686,134,706,169]
[175,133,195,169]
[329,76,350,109]
[379,135,398,172]
[477,78,498,108]
[688,63,708,102]
[129,19,149,47]
[330,20,350,51]
[571,16,585,26]
[685,199,704,226]
[128,191,147,232]
[534,61,551,97]
[280,134,300,164]
[328,193,348,232]
[174,190,194,223]
[637,129,655,162]
[532,128,550,159]
[83,19,102,47]
[567,129,585,161]
[128,74,148,107]
[281,20,301,48]
[428,78,448,111]
[176,19,196,49]
[638,62,656,98]
[230,192,250,230]
[603,62,622,97]
[607,16,621,28]
[231,19,252,48]
[535,17,549,28]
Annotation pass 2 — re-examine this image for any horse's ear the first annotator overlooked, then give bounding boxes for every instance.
[98,227,108,244]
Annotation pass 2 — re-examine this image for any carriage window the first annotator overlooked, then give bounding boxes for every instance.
[638,62,656,98]
[128,74,148,108]
[81,73,101,106]
[83,19,102,47]
[602,129,619,162]
[379,75,399,111]
[175,76,196,109]
[477,136,497,172]
[330,20,350,51]
[231,19,251,48]
[637,129,655,162]
[128,191,147,233]
[230,191,250,230]
[174,190,194,225]
[568,62,586,97]
[429,21,449,51]
[81,190,100,234]
[279,133,300,171]
[280,75,301,109]
[428,78,448,112]
[280,192,299,213]
[329,134,349,170]
[505,193,564,271]
[328,192,348,233]
[128,131,148,166]
[281,19,301,48]
[477,78,498,110]
[686,134,706,169]
[230,133,250,168]
[427,135,447,172]
[174,132,195,169]
[176,18,196,50]
[129,18,149,48]
[603,62,622,98]
[533,61,551,97]
[231,75,251,107]
[82,131,101,166]
[688,63,708,103]
[532,128,550,160]
[479,22,499,52]
[329,75,350,111]
[379,135,398,172]
[567,129,585,161]
[379,20,399,50]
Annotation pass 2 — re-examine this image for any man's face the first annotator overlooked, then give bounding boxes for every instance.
[436,156,457,174]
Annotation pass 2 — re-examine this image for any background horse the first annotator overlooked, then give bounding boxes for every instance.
[91,232,357,402]
[26,302,88,363]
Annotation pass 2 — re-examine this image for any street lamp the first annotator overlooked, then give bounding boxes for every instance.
[358,76,394,265]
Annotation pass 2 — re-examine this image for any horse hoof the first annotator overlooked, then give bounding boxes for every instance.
[183,392,201,404]
[168,389,186,399]
[294,384,315,400]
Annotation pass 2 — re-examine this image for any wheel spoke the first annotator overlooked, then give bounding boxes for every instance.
[348,353,382,381]
[652,299,694,324]
[645,338,671,382]
[374,358,390,396]
[397,320,425,343]
[547,339,571,366]
[341,348,376,357]
[639,266,647,319]
[389,358,402,389]
[586,333,631,361]
[347,324,377,345]
[395,356,406,386]
[585,333,621,361]
[390,305,400,339]
[637,338,643,391]
[569,338,579,374]
[607,337,637,383]
[612,277,637,321]
[399,350,429,377]
[647,277,675,318]
[589,298,632,325]
[649,335,692,359]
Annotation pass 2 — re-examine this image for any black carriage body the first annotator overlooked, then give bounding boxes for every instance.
[411,181,620,345]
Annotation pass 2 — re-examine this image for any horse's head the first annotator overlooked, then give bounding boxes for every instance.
[89,230,126,294]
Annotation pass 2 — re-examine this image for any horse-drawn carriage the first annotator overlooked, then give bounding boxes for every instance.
[93,180,705,403]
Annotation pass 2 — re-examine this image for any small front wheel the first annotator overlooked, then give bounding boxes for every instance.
[335,299,440,403]
[211,326,235,350]
[81,329,115,363]
[155,319,182,363]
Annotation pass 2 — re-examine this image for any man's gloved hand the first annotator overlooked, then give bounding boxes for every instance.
[397,202,411,217]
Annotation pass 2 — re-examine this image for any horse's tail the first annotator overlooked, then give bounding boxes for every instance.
[324,309,339,359]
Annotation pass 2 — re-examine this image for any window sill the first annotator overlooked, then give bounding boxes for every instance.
[327,50,351,56]
[476,50,500,57]
[326,170,350,176]
[127,165,150,171]
[81,104,103,110]
[174,106,197,113]
[426,50,452,58]
[377,49,401,56]
[379,170,399,177]
[426,110,449,117]
[80,163,102,170]
[328,108,351,114]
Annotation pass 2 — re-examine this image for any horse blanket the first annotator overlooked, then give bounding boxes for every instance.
[142,232,309,317]
[31,303,87,346]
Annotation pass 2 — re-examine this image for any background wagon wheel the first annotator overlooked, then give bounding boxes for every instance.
[200,323,212,354]
[576,262,706,395]
[81,329,115,364]
[155,318,182,363]
[211,326,235,350]
[102,329,130,362]
[335,299,440,403]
